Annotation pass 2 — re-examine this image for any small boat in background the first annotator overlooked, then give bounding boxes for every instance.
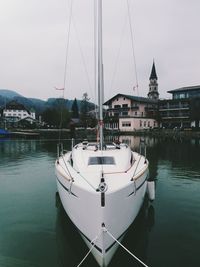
[0,128,10,138]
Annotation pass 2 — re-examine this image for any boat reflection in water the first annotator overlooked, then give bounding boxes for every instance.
[55,192,155,267]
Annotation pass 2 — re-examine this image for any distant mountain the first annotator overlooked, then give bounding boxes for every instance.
[0,89,95,116]
[0,89,22,99]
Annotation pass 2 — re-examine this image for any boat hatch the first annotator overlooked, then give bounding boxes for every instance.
[88,156,115,165]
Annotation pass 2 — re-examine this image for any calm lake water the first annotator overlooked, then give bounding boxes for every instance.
[0,136,200,267]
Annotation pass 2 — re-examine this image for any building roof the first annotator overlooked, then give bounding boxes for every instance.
[104,93,158,105]
[5,100,30,114]
[168,85,200,94]
[149,62,158,80]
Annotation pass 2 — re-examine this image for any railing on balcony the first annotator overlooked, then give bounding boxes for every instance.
[161,111,190,118]
[159,104,189,110]
[145,106,157,111]
[107,107,130,112]
[130,106,139,110]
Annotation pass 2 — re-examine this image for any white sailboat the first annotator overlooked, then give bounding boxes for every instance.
[55,1,149,266]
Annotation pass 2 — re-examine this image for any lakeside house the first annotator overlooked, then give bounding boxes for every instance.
[104,62,200,131]
[104,94,158,131]
[159,86,200,129]
[1,62,200,131]
[2,100,36,127]
[104,62,159,131]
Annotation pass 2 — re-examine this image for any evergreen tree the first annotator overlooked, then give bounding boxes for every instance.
[80,93,90,128]
[42,106,70,128]
[71,98,79,118]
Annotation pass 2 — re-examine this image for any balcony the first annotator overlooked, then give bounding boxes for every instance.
[161,111,190,119]
[130,106,139,110]
[159,103,189,110]
[108,107,130,112]
[119,114,131,118]
[145,106,157,111]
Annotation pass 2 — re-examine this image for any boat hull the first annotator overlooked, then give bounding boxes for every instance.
[55,164,148,267]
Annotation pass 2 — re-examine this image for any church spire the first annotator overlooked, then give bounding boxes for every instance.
[149,61,157,80]
[148,61,159,100]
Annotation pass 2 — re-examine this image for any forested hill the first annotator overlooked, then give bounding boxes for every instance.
[0,89,95,115]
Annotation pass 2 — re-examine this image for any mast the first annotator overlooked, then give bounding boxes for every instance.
[97,0,104,150]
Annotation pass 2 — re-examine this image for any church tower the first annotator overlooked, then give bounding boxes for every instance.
[148,61,159,100]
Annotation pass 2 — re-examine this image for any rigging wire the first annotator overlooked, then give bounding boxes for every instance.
[108,12,128,99]
[58,0,95,141]
[63,0,73,97]
[108,1,139,98]
[58,0,74,142]
[71,16,93,98]
[94,0,98,119]
[126,0,139,96]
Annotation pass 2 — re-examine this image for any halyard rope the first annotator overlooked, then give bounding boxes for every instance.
[104,227,149,267]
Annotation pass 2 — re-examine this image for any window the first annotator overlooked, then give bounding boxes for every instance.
[179,93,185,99]
[122,121,131,127]
[135,111,137,115]
[88,157,115,165]
[122,111,128,116]
[114,105,120,108]
[148,121,150,127]
[122,104,128,108]
[140,120,142,127]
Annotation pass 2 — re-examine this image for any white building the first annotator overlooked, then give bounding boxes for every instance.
[3,101,35,122]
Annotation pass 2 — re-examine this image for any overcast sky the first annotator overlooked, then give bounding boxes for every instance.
[0,0,200,102]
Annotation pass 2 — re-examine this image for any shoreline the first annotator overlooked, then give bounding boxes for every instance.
[1,128,200,140]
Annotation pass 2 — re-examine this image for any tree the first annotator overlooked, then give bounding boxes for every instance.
[71,98,79,118]
[79,93,97,128]
[42,106,70,128]
[80,93,90,128]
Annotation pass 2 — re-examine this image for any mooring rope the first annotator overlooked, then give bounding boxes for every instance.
[104,227,149,267]
[76,230,102,267]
